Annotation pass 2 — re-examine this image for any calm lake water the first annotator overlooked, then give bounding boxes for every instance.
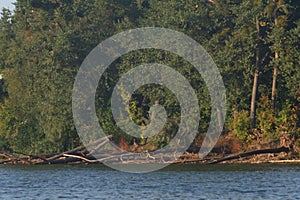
[0,164,300,200]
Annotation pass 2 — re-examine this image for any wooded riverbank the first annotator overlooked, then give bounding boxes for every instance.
[0,1,299,158]
[1,135,298,166]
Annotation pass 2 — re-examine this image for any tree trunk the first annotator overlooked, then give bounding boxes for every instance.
[250,17,261,129]
[271,18,279,110]
[217,107,224,133]
[250,71,259,128]
[271,53,279,110]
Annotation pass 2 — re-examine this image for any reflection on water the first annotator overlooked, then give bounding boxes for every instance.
[1,164,300,199]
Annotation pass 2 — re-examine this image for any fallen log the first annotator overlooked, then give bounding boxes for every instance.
[87,139,111,156]
[0,135,113,165]
[209,146,290,164]
[0,152,19,164]
[45,135,112,162]
[0,159,14,164]
[45,146,86,162]
[37,157,82,165]
[62,153,99,163]
[0,154,32,165]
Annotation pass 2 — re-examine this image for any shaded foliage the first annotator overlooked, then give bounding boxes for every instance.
[0,0,299,153]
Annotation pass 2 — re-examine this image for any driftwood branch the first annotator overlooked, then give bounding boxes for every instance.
[63,153,99,163]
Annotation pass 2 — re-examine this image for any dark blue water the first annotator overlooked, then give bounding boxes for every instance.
[1,164,300,200]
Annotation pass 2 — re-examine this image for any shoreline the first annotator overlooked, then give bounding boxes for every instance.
[1,136,299,165]
[1,147,299,166]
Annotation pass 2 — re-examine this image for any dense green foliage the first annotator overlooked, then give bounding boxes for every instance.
[0,0,299,154]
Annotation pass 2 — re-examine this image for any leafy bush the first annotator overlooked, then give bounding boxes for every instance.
[230,109,250,142]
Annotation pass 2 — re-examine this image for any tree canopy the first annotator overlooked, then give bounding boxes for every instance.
[0,0,299,154]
